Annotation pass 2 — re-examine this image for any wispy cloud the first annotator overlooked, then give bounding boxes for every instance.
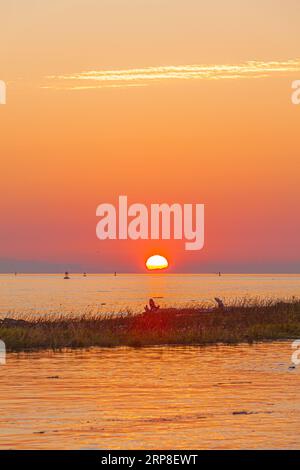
[41,83,147,90]
[45,59,300,90]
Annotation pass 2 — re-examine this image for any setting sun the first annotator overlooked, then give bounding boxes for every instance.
[146,255,169,271]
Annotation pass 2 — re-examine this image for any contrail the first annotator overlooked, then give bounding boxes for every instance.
[45,59,300,89]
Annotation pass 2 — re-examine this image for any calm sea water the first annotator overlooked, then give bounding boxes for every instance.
[0,273,299,317]
[0,274,299,449]
[0,342,299,449]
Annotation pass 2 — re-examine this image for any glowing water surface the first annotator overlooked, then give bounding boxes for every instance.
[0,342,299,449]
[0,273,299,317]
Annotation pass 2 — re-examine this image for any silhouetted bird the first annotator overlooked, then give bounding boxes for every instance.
[214,297,225,310]
[144,298,160,313]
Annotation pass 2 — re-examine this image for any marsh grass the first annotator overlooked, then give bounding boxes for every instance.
[1,298,300,351]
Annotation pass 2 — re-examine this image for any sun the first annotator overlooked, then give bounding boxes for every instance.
[146,255,169,271]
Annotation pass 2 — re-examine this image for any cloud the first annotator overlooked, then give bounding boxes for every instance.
[45,59,300,90]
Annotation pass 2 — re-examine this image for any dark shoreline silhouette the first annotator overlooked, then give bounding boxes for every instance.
[1,298,299,352]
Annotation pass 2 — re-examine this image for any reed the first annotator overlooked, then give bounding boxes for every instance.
[1,298,300,351]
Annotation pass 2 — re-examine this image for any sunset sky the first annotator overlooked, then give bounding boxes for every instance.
[1,0,300,273]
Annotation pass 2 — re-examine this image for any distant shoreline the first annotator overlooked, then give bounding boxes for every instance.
[1,298,300,352]
[1,272,300,275]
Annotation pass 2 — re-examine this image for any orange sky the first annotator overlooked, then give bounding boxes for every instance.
[0,0,300,272]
